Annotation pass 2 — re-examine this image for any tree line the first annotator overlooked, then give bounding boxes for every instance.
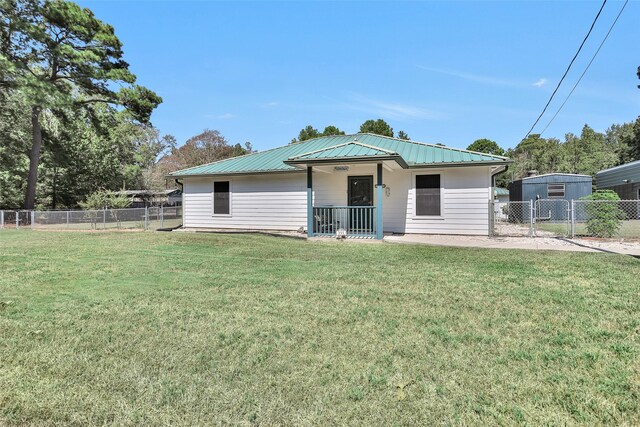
[0,0,251,210]
[469,119,639,188]
[1,1,637,209]
[290,119,410,143]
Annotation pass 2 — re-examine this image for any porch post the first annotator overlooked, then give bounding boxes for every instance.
[307,166,313,237]
[376,163,383,239]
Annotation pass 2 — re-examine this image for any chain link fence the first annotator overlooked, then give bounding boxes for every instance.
[533,199,570,237]
[0,206,182,231]
[0,210,33,229]
[490,200,533,237]
[571,200,640,239]
[490,199,639,240]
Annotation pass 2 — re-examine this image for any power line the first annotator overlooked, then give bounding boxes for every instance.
[523,0,608,140]
[540,0,628,136]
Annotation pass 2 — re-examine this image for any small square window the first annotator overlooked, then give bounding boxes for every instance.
[547,183,565,198]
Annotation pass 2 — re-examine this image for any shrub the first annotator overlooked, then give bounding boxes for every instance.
[79,190,131,210]
[79,190,132,229]
[581,190,625,238]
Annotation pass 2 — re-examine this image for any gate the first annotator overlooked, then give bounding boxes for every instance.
[490,200,532,237]
[533,199,570,237]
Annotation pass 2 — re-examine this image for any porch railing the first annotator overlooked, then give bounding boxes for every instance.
[312,206,376,238]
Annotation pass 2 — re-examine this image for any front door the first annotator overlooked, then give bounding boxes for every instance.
[348,176,374,233]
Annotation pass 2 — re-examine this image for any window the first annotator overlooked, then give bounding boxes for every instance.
[547,183,565,198]
[213,181,230,215]
[416,174,441,216]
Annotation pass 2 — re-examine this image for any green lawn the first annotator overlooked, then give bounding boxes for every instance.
[1,231,639,425]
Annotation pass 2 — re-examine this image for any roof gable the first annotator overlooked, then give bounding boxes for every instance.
[169,133,510,177]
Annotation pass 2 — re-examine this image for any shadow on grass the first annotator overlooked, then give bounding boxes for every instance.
[557,237,640,259]
[184,229,307,241]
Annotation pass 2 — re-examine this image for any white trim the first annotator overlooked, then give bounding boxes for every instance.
[411,170,445,220]
[212,179,233,217]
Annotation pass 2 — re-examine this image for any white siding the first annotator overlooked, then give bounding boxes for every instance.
[181,165,493,235]
[383,166,492,235]
[183,173,307,230]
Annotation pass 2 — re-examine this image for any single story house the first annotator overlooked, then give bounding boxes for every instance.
[169,133,510,239]
[596,160,640,200]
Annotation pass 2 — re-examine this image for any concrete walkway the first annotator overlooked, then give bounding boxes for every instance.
[179,227,640,257]
[384,234,640,256]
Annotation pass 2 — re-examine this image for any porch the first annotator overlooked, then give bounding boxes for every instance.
[311,205,378,238]
[284,141,410,239]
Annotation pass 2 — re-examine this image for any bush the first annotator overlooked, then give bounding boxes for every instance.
[582,190,625,238]
[79,190,131,210]
[79,190,132,229]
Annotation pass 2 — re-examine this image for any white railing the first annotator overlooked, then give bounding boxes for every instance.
[312,206,376,238]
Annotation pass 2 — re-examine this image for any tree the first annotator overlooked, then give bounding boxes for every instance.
[397,130,410,140]
[628,118,640,161]
[79,189,131,210]
[605,121,636,164]
[507,134,562,179]
[0,91,30,208]
[612,118,640,162]
[359,119,393,137]
[290,124,345,143]
[321,125,345,137]
[160,129,252,172]
[1,0,161,209]
[290,125,320,143]
[559,125,618,177]
[467,138,505,156]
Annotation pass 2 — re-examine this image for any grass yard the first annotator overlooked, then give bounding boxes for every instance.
[1,231,639,425]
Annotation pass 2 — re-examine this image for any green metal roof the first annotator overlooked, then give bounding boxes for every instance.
[169,133,510,177]
[284,141,409,168]
[494,187,509,196]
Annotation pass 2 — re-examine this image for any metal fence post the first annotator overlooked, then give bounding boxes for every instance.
[144,206,149,231]
[529,201,534,237]
[571,200,576,238]
[66,211,70,228]
[0,210,3,229]
[103,209,106,229]
[160,206,164,229]
[31,211,35,229]
[488,200,493,237]
[568,200,573,238]
[16,211,19,229]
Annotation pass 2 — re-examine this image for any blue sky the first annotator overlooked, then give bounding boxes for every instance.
[79,0,639,152]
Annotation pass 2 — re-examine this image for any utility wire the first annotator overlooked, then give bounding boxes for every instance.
[540,0,628,136]
[523,0,608,139]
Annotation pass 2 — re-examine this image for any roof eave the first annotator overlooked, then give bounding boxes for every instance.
[407,160,512,169]
[167,168,303,178]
